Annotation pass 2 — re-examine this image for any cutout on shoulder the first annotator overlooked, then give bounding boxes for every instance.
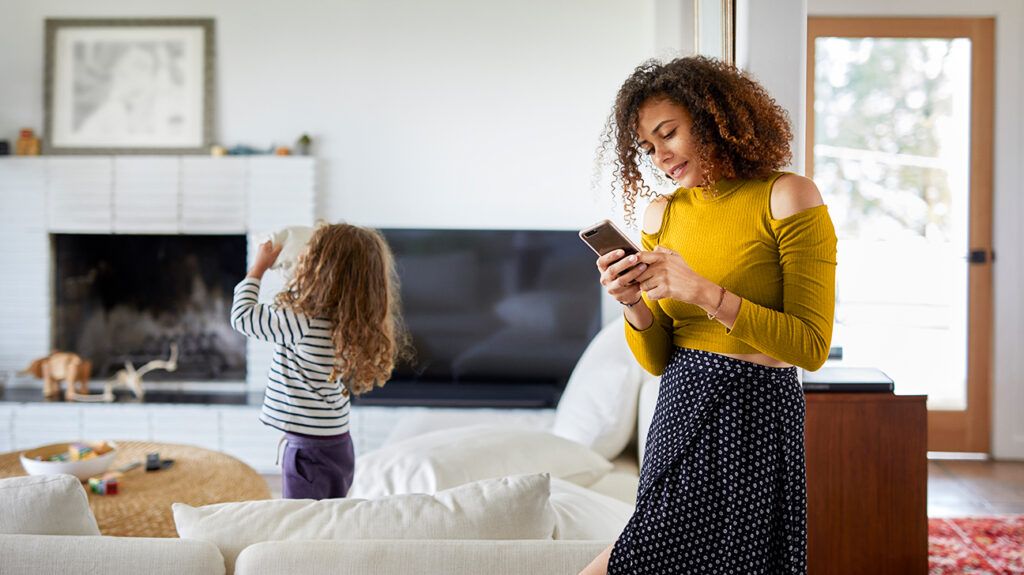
[770,174,824,220]
[643,195,671,236]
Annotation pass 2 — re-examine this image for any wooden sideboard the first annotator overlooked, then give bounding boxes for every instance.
[805,392,928,575]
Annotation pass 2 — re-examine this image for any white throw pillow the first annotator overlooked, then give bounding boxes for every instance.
[551,317,644,459]
[384,408,556,446]
[549,478,634,541]
[174,473,555,575]
[637,374,660,467]
[0,474,100,536]
[349,425,612,498]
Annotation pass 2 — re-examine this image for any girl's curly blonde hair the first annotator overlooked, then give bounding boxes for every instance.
[275,223,412,396]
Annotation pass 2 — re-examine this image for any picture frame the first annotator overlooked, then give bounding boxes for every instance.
[44,18,215,155]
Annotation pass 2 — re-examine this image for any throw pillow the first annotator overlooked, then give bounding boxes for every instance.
[551,317,644,459]
[637,374,660,467]
[384,408,556,446]
[174,473,555,575]
[348,425,612,498]
[0,474,100,536]
[549,478,634,541]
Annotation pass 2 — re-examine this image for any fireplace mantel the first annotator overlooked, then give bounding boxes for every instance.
[0,156,316,392]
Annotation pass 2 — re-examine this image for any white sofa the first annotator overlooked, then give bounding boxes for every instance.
[0,319,655,575]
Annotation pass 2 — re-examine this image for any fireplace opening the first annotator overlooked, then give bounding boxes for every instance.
[53,234,247,383]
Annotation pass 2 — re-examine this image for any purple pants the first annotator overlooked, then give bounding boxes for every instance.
[281,431,355,500]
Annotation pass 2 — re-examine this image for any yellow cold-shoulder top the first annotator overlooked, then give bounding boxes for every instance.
[624,172,838,373]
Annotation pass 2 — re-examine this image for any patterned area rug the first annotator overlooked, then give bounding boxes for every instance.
[930,516,1024,574]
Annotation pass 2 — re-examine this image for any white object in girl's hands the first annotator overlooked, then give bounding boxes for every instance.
[258,226,316,273]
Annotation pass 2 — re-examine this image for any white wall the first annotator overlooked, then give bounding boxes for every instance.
[808,0,1024,460]
[737,0,807,174]
[0,0,688,231]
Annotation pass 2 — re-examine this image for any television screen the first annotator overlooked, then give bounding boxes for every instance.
[361,229,603,407]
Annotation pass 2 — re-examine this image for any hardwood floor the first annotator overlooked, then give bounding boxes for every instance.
[928,459,1024,516]
[264,459,1024,516]
[263,473,282,498]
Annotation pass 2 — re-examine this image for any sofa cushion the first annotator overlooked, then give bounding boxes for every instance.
[0,533,225,575]
[549,478,634,541]
[0,474,100,536]
[349,425,612,498]
[585,454,641,505]
[637,374,661,467]
[384,408,555,446]
[174,473,556,575]
[234,540,611,575]
[551,317,644,460]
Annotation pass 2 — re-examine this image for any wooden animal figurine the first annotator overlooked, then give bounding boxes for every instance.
[21,352,92,400]
[108,343,179,401]
[62,343,181,404]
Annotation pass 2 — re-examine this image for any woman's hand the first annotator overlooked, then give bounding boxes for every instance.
[597,250,648,304]
[247,240,283,279]
[598,250,654,330]
[635,246,714,305]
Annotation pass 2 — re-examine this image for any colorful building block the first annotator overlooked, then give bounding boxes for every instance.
[68,443,96,461]
[87,471,122,495]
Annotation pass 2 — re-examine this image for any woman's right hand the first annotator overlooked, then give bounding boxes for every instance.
[597,250,647,304]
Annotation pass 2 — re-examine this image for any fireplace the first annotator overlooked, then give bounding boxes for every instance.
[52,234,247,382]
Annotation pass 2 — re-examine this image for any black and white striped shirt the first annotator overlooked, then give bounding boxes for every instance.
[231,278,350,436]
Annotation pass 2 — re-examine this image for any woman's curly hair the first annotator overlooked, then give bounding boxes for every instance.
[597,56,792,227]
[276,223,412,396]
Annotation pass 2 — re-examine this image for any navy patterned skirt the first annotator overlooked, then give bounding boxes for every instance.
[608,347,807,574]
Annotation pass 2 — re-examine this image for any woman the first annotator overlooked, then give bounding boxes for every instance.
[582,56,837,574]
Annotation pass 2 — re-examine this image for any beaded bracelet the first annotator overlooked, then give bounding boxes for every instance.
[706,286,727,320]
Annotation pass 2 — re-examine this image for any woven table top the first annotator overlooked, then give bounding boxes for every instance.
[0,440,271,537]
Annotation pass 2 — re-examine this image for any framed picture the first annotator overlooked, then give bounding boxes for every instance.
[44,18,215,154]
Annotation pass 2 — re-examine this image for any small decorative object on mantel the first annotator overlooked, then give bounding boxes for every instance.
[15,128,41,156]
[0,139,11,155]
[295,133,312,156]
[210,144,227,156]
[227,144,273,155]
[44,18,216,155]
[20,352,92,400]
[274,145,291,156]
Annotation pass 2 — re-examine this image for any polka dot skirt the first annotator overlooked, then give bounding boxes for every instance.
[609,347,807,574]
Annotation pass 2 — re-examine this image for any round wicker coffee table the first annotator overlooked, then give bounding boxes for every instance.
[0,440,271,537]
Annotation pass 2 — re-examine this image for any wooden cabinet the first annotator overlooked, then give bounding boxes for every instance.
[805,393,928,575]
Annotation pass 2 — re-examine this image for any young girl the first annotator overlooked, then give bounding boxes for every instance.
[583,56,837,574]
[231,223,409,499]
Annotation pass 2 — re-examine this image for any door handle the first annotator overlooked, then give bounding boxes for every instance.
[967,249,994,264]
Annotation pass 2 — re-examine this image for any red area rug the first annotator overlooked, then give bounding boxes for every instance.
[930,516,1024,574]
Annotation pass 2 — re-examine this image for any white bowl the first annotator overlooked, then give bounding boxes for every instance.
[20,441,118,480]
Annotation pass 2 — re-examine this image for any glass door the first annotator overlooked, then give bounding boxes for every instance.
[807,17,994,453]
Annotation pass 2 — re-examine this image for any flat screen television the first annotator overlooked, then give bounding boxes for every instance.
[356,229,603,407]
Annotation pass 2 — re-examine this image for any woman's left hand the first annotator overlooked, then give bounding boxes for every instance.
[635,246,711,304]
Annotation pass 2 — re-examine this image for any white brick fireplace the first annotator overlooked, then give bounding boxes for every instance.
[0,155,316,392]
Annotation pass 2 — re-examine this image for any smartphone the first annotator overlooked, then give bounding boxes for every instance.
[579,219,641,268]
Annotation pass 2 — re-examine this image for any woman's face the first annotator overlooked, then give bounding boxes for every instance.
[636,97,704,188]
